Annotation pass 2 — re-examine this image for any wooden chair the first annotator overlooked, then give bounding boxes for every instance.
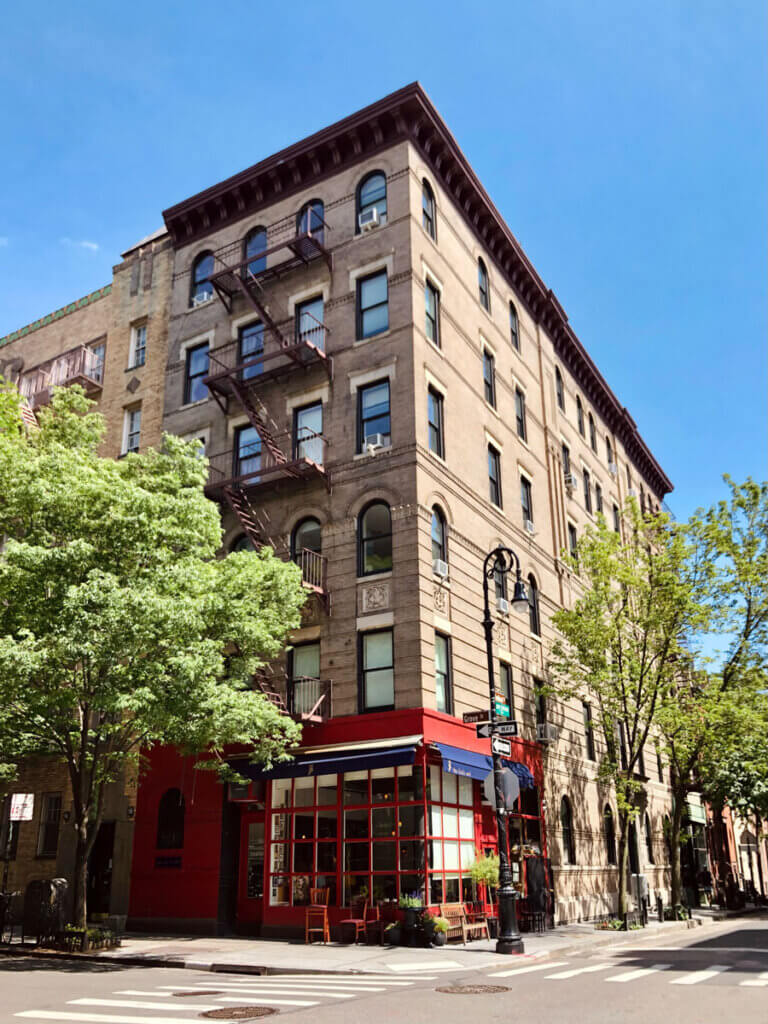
[440,902,491,945]
[304,887,330,944]
[339,897,368,944]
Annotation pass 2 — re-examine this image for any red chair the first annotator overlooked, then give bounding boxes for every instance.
[339,897,368,944]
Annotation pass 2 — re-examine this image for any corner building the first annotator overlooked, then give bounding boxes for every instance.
[129,83,675,935]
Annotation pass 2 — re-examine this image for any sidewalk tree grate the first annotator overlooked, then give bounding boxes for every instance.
[174,991,224,998]
[436,984,509,995]
[201,1009,277,1019]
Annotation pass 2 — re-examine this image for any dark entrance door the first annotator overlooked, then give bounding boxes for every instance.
[236,809,265,933]
[87,821,115,916]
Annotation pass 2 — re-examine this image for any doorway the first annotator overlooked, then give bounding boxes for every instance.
[87,821,115,916]
[236,809,265,933]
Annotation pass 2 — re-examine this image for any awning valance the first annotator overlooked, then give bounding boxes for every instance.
[229,743,417,781]
[434,743,535,790]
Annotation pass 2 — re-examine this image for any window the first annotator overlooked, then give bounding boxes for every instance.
[0,797,19,861]
[291,517,322,559]
[244,226,267,277]
[359,629,394,711]
[358,379,391,451]
[583,703,596,760]
[555,367,565,411]
[528,574,540,636]
[613,503,621,534]
[514,387,527,441]
[190,251,214,306]
[357,172,387,227]
[560,796,575,865]
[488,444,502,507]
[294,402,323,464]
[494,562,507,602]
[606,436,614,465]
[358,501,392,576]
[297,199,325,243]
[604,805,617,865]
[239,321,264,380]
[520,475,533,525]
[434,632,452,715]
[234,424,261,479]
[482,349,496,407]
[37,793,62,858]
[595,482,603,514]
[88,340,106,382]
[583,468,592,513]
[289,641,321,716]
[156,788,185,850]
[640,486,646,515]
[656,745,664,782]
[562,442,571,477]
[357,270,389,339]
[478,258,490,311]
[645,813,655,864]
[123,406,141,454]
[425,280,440,347]
[576,396,584,436]
[568,523,578,562]
[427,387,444,458]
[499,662,513,713]
[184,341,209,404]
[129,324,147,368]
[422,180,436,239]
[626,465,632,490]
[428,765,475,905]
[296,296,325,350]
[509,302,519,350]
[534,686,547,728]
[588,413,597,452]
[431,506,447,564]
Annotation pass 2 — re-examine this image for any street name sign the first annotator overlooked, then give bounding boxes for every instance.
[494,700,511,719]
[491,735,512,757]
[463,710,491,725]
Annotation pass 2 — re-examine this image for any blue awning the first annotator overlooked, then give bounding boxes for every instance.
[229,744,417,781]
[434,743,535,790]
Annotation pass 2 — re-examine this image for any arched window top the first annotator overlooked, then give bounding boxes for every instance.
[156,788,185,850]
[297,199,325,243]
[244,226,267,277]
[190,251,214,307]
[230,533,255,553]
[509,301,519,350]
[422,179,436,239]
[555,367,565,412]
[560,795,575,865]
[358,501,392,576]
[576,395,585,435]
[430,506,447,565]
[588,413,597,452]
[527,574,541,636]
[604,804,617,865]
[478,258,490,311]
[357,171,387,228]
[291,516,322,558]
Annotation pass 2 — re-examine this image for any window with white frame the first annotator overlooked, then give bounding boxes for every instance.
[123,406,141,454]
[129,324,147,368]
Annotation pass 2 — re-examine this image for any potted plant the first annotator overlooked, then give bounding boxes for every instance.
[384,921,401,945]
[431,916,449,946]
[398,894,423,934]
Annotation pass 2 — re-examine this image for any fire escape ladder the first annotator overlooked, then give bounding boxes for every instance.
[223,485,276,550]
[253,668,288,714]
[228,378,288,466]
[234,270,289,346]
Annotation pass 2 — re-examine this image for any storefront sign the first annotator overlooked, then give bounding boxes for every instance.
[10,793,34,821]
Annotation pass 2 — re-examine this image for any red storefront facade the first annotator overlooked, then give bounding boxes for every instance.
[129,708,545,935]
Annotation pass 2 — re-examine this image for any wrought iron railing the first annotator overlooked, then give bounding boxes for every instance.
[206,430,326,490]
[205,312,329,385]
[19,346,104,405]
[288,677,332,721]
[296,547,327,593]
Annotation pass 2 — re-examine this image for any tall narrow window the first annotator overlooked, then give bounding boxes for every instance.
[123,406,141,454]
[514,387,527,441]
[509,302,520,350]
[357,172,387,228]
[626,465,632,490]
[0,796,19,861]
[528,574,541,636]
[588,413,597,452]
[656,745,664,782]
[358,502,392,576]
[560,796,576,865]
[499,662,513,713]
[520,475,533,525]
[239,321,264,380]
[606,436,614,465]
[434,632,452,715]
[562,442,571,478]
[478,258,490,311]
[427,387,444,458]
[129,324,147,368]
[568,523,578,562]
[613,503,621,534]
[359,629,394,711]
[88,340,106,382]
[482,349,496,407]
[595,482,603,513]
[243,226,267,277]
[494,562,507,602]
[184,341,209,404]
[294,401,323,464]
[422,180,436,239]
[425,280,440,347]
[289,642,321,717]
[37,793,62,858]
[576,396,585,436]
[234,425,261,479]
[604,805,617,865]
[555,367,565,411]
[297,199,325,243]
[358,379,391,451]
[488,444,502,507]
[157,788,185,850]
[296,295,325,350]
[583,468,592,513]
[534,687,547,728]
[357,270,389,339]
[583,702,596,760]
[431,506,447,564]
[291,517,322,560]
[189,251,214,306]
[645,813,655,864]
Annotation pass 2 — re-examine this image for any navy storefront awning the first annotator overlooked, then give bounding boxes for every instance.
[434,743,535,790]
[229,743,417,781]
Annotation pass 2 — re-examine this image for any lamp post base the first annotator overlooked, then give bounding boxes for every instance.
[496,935,525,955]
[495,885,524,955]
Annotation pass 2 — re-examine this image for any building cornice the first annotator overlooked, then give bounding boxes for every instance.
[162,82,673,498]
[0,286,112,350]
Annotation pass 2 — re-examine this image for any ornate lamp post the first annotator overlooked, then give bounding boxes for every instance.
[483,545,529,955]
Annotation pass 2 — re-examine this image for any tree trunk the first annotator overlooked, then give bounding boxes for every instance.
[755,812,765,898]
[72,820,89,932]
[669,786,685,908]
[617,811,630,918]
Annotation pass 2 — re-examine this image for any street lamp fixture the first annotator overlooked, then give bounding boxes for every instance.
[483,545,527,955]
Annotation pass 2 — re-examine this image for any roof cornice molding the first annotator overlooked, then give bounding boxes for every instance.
[162,82,672,498]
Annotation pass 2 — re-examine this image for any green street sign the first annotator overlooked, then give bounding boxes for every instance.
[494,700,510,719]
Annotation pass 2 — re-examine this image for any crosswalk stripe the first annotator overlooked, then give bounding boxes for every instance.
[606,964,672,983]
[546,963,612,980]
[113,993,174,998]
[387,961,463,972]
[489,961,568,978]
[214,988,357,999]
[16,1014,211,1024]
[216,996,318,1007]
[162,981,387,993]
[161,977,417,986]
[670,964,730,986]
[69,999,218,1011]
[740,971,768,988]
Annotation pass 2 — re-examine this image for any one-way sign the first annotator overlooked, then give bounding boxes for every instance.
[491,735,512,757]
[476,723,493,739]
[476,720,519,739]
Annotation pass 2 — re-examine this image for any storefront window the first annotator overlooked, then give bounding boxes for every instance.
[427,767,477,906]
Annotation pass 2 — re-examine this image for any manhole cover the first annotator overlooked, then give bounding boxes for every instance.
[200,1009,277,1020]
[436,984,509,995]
[174,991,224,998]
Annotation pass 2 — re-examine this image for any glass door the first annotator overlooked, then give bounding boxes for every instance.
[237,810,265,930]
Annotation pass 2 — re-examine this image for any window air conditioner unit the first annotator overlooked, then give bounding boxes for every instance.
[433,558,449,579]
[192,291,213,307]
[525,519,537,535]
[564,472,578,491]
[358,208,380,232]
[608,462,618,477]
[364,433,386,454]
[496,597,510,615]
[537,722,559,743]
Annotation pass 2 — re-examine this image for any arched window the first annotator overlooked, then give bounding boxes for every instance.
[291,516,322,559]
[357,172,387,228]
[431,506,447,564]
[478,258,490,311]
[297,199,325,244]
[190,251,214,307]
[358,501,392,576]
[230,534,255,553]
[588,413,597,452]
[156,788,185,850]
[645,813,655,864]
[560,795,575,865]
[604,805,617,865]
[509,301,519,350]
[528,574,541,636]
[422,180,436,239]
[555,367,565,411]
[576,396,585,436]
[243,226,267,277]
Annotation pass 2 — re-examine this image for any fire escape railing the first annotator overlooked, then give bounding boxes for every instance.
[19,346,104,408]
[288,677,333,722]
[205,429,327,496]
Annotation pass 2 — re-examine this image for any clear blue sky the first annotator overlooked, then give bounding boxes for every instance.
[0,1,764,520]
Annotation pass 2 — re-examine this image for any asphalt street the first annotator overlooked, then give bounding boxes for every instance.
[1,914,766,1024]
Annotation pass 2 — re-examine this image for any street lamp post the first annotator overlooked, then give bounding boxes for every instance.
[483,545,528,955]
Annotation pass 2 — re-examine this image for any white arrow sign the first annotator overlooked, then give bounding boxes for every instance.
[491,734,512,757]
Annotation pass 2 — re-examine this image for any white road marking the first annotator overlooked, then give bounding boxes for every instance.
[69,999,218,1011]
[216,996,318,1006]
[163,976,419,985]
[489,961,569,978]
[670,964,730,985]
[740,971,768,988]
[113,992,175,998]
[546,963,613,979]
[214,988,357,999]
[16,1014,211,1024]
[387,961,464,972]
[161,980,391,992]
[606,963,672,983]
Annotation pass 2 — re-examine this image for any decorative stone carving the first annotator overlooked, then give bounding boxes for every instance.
[493,618,509,650]
[433,585,449,615]
[358,580,391,615]
[126,376,141,394]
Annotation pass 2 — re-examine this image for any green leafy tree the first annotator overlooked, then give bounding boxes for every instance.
[0,386,306,929]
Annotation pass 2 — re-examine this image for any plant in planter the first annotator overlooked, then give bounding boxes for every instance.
[431,916,450,946]
[469,853,500,894]
[384,921,401,945]
[398,894,424,940]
